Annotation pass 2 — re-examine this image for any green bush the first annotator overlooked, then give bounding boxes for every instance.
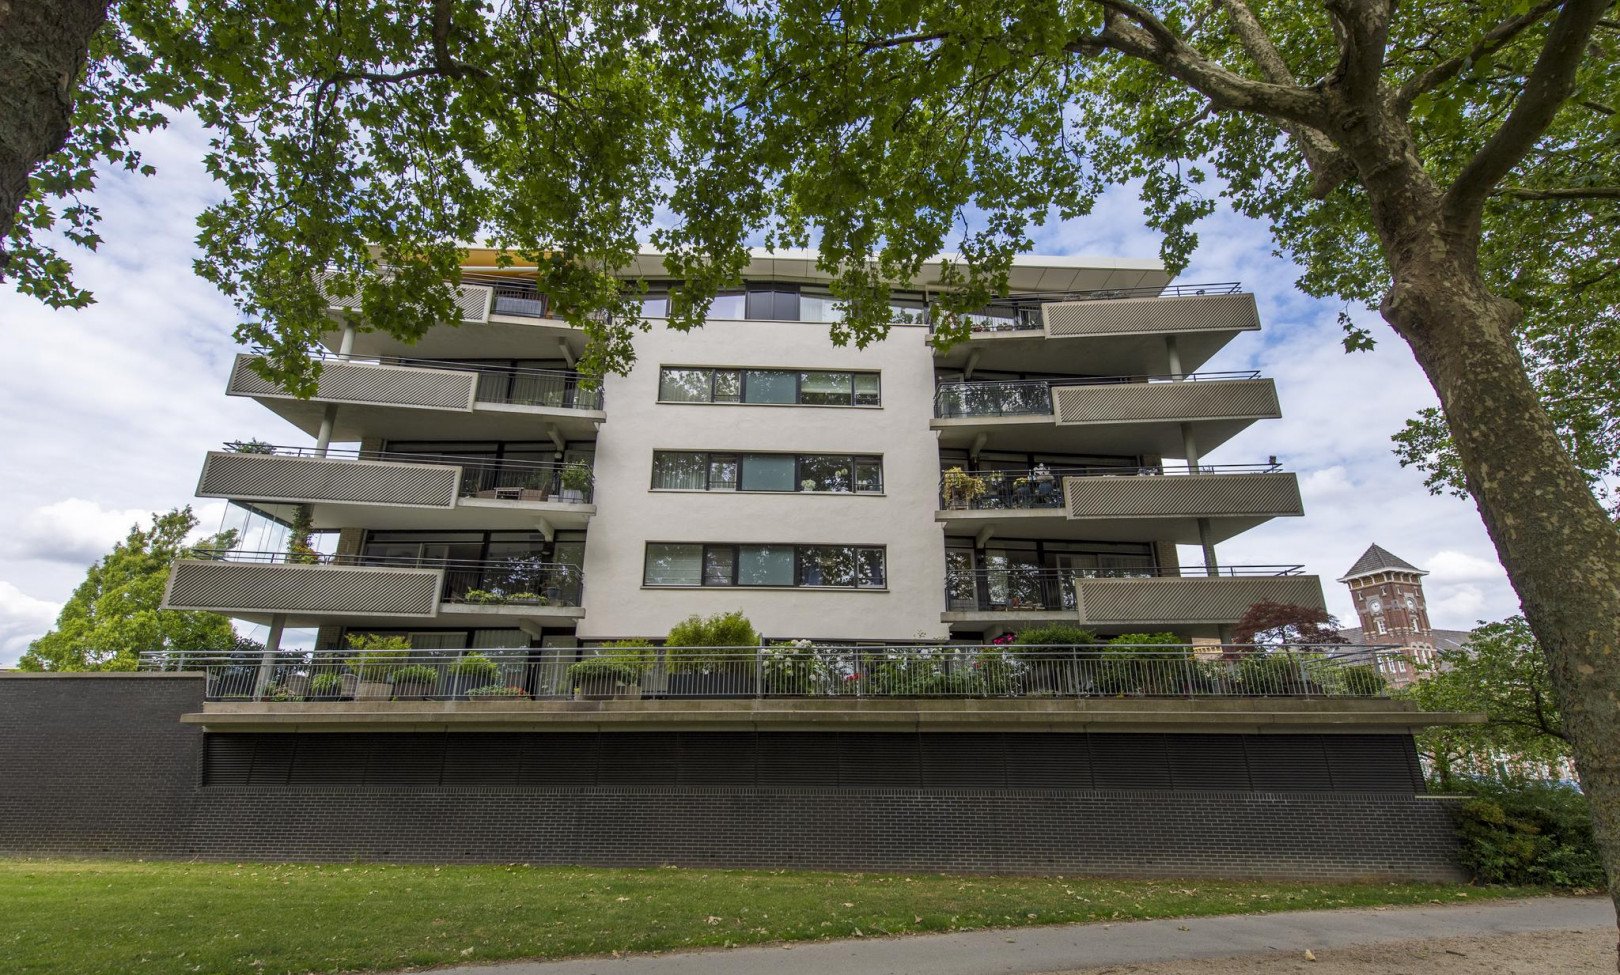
[1235,652,1307,694]
[1337,663,1387,696]
[389,664,440,687]
[310,672,345,695]
[1012,624,1098,646]
[447,653,500,680]
[1107,632,1182,647]
[466,684,527,698]
[567,656,646,686]
[665,611,758,672]
[1449,781,1603,889]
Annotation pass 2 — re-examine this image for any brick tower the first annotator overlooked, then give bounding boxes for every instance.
[1338,544,1432,644]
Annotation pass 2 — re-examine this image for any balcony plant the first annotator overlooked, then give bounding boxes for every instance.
[558,462,591,502]
[389,664,441,700]
[520,469,553,502]
[760,639,831,696]
[568,643,652,700]
[465,684,531,703]
[1012,624,1098,694]
[309,671,349,700]
[446,652,500,697]
[346,633,412,699]
[941,467,987,509]
[664,612,757,697]
[224,438,276,454]
[1095,633,1190,696]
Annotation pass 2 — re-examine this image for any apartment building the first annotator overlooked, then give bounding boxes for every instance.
[161,249,1326,646]
[1,249,1479,880]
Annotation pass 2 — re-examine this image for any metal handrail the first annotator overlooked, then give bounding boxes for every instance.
[283,350,605,410]
[180,549,584,606]
[1000,282,1243,307]
[938,371,1260,390]
[932,372,1263,419]
[219,443,595,501]
[136,641,1392,702]
[937,463,1285,510]
[944,565,1303,613]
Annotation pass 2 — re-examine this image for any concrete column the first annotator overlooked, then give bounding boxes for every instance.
[337,324,357,357]
[1165,335,1183,377]
[252,613,287,700]
[314,404,338,456]
[1197,518,1220,578]
[1180,422,1201,473]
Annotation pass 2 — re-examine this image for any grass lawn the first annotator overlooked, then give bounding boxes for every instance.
[0,858,1541,975]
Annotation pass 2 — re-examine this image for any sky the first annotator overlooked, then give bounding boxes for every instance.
[0,119,1523,666]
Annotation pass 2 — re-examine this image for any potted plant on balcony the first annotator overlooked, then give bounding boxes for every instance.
[664,612,758,698]
[567,641,653,700]
[520,469,553,502]
[309,671,350,701]
[1013,624,1099,695]
[390,664,441,701]
[558,461,591,502]
[446,652,500,698]
[941,467,987,509]
[346,634,412,699]
[760,639,829,696]
[465,684,531,704]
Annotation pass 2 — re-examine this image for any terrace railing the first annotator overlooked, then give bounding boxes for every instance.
[186,549,584,607]
[297,350,604,411]
[933,371,1260,419]
[937,461,1283,510]
[137,642,1389,702]
[945,564,1304,612]
[223,443,595,504]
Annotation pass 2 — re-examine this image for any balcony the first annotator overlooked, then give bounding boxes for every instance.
[227,353,605,440]
[937,464,1303,543]
[163,550,585,628]
[942,565,1326,632]
[933,283,1258,376]
[931,373,1279,455]
[318,274,594,359]
[197,446,596,531]
[142,644,1393,707]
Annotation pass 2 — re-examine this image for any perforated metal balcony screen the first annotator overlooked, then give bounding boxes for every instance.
[201,731,1424,793]
[1063,473,1303,519]
[198,453,460,508]
[1042,293,1260,337]
[1052,379,1280,424]
[229,355,478,410]
[165,561,441,616]
[1072,575,1326,624]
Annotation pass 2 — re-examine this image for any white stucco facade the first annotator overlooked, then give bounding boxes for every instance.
[576,318,950,642]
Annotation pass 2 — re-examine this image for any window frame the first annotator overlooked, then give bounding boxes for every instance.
[651,450,884,494]
[642,543,888,590]
[656,367,881,408]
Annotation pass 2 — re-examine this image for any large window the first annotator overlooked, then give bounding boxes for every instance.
[658,367,880,407]
[635,282,928,324]
[652,451,883,493]
[644,543,887,589]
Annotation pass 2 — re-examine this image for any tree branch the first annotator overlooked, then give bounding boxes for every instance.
[1393,0,1563,113]
[1322,0,1395,105]
[1215,0,1353,197]
[1496,185,1620,200]
[1065,0,1328,129]
[1442,0,1612,231]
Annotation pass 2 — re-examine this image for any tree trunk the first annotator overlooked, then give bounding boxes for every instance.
[0,0,112,273]
[1383,256,1620,940]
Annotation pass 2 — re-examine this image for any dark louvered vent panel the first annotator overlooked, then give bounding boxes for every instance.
[522,734,599,788]
[203,735,256,786]
[757,733,839,787]
[291,734,373,786]
[200,731,1421,794]
[1244,736,1333,791]
[840,733,921,788]
[1167,735,1250,791]
[1091,735,1173,790]
[247,736,296,786]
[920,733,1006,789]
[1004,734,1092,789]
[368,735,446,788]
[597,734,678,787]
[1323,735,1418,793]
[678,733,759,787]
[443,733,525,787]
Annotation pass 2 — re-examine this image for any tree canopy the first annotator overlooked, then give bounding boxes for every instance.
[1405,617,1574,788]
[19,507,239,672]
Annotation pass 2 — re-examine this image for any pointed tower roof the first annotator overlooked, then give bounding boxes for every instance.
[1338,544,1427,583]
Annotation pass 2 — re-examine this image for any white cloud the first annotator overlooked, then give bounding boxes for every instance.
[1425,549,1509,583]
[1427,583,1491,623]
[0,582,61,668]
[3,498,155,564]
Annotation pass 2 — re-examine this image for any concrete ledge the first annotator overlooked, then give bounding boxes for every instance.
[0,671,205,679]
[187,697,1482,734]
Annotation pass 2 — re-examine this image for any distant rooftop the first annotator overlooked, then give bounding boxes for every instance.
[456,247,1173,296]
[1338,544,1427,583]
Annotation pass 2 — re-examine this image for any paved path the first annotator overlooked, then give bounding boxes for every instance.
[425,895,1611,975]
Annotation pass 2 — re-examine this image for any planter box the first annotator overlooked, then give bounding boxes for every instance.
[573,679,642,701]
[464,694,532,705]
[665,671,757,699]
[391,680,438,700]
[355,679,392,701]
